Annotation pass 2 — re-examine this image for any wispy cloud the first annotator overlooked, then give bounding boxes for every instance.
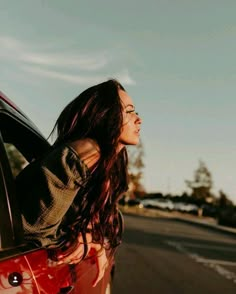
[22,66,105,84]
[0,36,109,70]
[20,52,109,71]
[22,65,136,85]
[0,35,136,85]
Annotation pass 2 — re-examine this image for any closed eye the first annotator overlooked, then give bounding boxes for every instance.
[126,110,138,115]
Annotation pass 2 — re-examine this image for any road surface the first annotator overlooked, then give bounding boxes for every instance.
[112,213,236,294]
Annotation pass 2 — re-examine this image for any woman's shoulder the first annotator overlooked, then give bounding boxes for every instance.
[67,139,100,169]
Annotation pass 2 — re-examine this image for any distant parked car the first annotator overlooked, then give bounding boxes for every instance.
[174,202,199,214]
[141,198,174,211]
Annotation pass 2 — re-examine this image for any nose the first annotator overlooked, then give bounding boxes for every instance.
[135,113,142,124]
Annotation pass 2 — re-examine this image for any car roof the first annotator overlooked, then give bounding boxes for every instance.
[0,90,45,138]
[0,91,28,117]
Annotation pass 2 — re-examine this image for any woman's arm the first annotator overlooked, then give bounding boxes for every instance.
[17,141,99,247]
[57,231,109,288]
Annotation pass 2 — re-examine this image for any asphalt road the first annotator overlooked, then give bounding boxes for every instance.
[112,213,236,294]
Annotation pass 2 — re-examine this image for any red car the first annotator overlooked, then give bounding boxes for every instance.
[0,91,122,293]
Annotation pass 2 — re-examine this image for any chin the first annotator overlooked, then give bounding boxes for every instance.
[119,137,140,147]
[127,139,140,146]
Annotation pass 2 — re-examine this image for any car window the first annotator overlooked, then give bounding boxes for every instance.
[0,112,49,162]
[4,143,28,178]
[0,110,49,254]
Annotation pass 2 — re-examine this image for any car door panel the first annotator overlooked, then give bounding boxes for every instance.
[0,254,39,294]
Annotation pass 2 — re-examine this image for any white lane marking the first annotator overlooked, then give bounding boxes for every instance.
[166,241,236,284]
[195,258,236,267]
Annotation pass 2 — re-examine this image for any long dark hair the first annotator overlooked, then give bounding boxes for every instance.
[50,79,129,253]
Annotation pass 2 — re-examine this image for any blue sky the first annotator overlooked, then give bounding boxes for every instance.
[1,0,236,202]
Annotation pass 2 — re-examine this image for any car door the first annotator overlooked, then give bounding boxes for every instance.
[0,105,75,294]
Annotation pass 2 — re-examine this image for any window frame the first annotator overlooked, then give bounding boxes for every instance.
[0,106,50,259]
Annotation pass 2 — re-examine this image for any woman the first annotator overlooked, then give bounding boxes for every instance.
[16,79,142,287]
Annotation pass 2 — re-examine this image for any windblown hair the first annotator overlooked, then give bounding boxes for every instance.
[50,79,129,254]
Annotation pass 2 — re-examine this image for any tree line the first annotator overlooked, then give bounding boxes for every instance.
[127,143,236,228]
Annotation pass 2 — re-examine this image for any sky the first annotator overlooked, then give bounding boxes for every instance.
[1,0,236,203]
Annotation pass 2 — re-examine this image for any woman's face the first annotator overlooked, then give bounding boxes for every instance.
[118,89,142,150]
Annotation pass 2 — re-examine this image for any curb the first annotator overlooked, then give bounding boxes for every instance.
[171,217,236,238]
[120,206,236,238]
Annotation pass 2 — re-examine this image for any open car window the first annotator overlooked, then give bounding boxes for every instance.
[4,143,28,178]
[0,110,50,254]
[0,112,50,163]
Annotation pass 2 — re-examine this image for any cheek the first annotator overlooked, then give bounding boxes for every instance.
[121,121,132,134]
[119,121,139,146]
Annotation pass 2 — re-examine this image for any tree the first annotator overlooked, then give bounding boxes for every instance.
[4,143,27,177]
[127,140,145,198]
[217,190,233,208]
[185,160,214,204]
